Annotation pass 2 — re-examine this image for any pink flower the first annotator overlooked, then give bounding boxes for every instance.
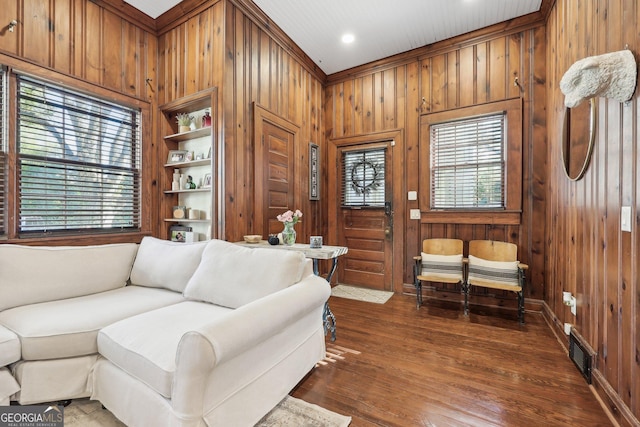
[277,209,302,224]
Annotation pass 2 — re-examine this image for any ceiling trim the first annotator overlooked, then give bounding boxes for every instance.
[93,0,157,34]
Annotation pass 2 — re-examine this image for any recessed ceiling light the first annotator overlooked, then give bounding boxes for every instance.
[341,33,355,44]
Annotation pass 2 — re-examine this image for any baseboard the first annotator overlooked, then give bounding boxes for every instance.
[540,301,639,427]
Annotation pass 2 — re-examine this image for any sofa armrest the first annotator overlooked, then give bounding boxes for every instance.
[171,274,330,418]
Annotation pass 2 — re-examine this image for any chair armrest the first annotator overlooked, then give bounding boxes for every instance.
[518,263,529,270]
[413,255,422,261]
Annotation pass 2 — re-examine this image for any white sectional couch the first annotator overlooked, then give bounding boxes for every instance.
[0,237,330,426]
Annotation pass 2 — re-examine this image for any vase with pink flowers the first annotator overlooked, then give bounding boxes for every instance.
[277,209,302,246]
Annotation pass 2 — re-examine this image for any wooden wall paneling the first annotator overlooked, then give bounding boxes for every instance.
[476,42,488,104]
[384,69,396,130]
[0,1,19,55]
[53,0,72,74]
[459,46,474,107]
[405,62,420,280]
[373,73,384,131]
[102,11,123,90]
[430,55,445,113]
[84,1,102,84]
[488,38,506,101]
[22,0,50,66]
[446,51,457,109]
[507,34,521,100]
[343,79,354,136]
[362,74,374,133]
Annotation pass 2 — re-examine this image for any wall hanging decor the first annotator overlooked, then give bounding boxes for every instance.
[560,49,637,108]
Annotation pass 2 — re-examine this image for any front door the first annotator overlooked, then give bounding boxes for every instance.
[336,143,393,291]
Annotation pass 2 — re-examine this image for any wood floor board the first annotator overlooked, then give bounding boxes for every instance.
[293,294,612,426]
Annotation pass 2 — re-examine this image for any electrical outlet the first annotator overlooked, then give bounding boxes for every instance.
[570,296,577,316]
[407,191,417,201]
[410,209,421,220]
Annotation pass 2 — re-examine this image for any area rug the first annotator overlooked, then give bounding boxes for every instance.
[62,395,351,426]
[331,284,393,304]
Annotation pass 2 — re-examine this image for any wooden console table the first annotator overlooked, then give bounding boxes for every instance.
[235,241,348,341]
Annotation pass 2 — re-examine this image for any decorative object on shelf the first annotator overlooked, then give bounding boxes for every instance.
[243,234,262,243]
[202,173,212,188]
[309,143,319,200]
[310,236,323,249]
[167,150,188,164]
[169,224,191,242]
[202,110,212,127]
[268,235,280,245]
[172,169,180,191]
[277,209,302,246]
[172,205,187,219]
[185,175,196,189]
[188,209,200,220]
[560,49,637,108]
[185,151,194,162]
[179,174,185,190]
[176,113,193,133]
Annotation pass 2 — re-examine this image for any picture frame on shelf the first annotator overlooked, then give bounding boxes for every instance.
[167,150,188,164]
[309,142,319,200]
[202,173,212,188]
[170,225,192,242]
[172,205,187,219]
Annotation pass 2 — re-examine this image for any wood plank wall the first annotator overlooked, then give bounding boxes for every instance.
[547,1,640,425]
[0,0,157,245]
[325,27,547,301]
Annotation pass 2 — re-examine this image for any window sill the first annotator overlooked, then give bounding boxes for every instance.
[421,210,521,225]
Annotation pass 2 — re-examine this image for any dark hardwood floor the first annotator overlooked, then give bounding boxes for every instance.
[292,294,613,427]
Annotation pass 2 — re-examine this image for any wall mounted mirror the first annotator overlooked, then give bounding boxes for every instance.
[562,97,596,181]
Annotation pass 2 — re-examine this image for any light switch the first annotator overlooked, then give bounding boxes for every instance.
[621,206,632,232]
[408,191,417,201]
[410,209,421,220]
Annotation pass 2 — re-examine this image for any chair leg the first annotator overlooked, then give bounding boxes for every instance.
[416,281,422,309]
[518,291,525,324]
[463,282,469,316]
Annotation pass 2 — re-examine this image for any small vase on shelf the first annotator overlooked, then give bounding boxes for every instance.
[281,222,296,246]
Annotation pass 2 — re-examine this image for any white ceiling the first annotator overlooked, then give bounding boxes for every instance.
[124,0,543,75]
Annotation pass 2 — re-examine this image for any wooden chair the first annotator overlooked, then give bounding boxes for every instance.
[413,239,465,309]
[466,240,528,324]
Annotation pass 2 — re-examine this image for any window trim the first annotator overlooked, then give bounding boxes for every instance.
[419,98,522,224]
[1,63,152,243]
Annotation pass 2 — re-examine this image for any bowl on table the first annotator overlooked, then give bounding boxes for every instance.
[243,235,262,243]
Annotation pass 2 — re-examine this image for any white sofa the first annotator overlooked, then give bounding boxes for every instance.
[0,237,330,426]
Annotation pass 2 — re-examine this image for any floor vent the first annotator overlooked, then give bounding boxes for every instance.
[569,330,594,384]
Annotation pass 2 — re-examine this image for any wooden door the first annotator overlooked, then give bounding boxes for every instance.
[337,143,393,291]
[254,105,299,237]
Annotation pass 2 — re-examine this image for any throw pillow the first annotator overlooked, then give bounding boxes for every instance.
[130,236,208,292]
[420,253,464,282]
[467,255,520,287]
[183,239,307,308]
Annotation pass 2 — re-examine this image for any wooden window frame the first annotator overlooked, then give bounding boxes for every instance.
[419,99,522,225]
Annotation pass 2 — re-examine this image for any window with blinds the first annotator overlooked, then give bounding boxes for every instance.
[342,148,386,207]
[0,67,5,236]
[17,75,141,235]
[430,113,505,209]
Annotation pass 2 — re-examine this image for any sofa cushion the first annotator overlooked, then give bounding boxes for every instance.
[0,367,20,406]
[183,239,306,309]
[0,243,138,311]
[0,286,185,361]
[130,236,208,292]
[98,301,232,398]
[0,325,20,367]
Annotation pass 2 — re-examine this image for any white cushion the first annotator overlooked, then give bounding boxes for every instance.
[467,255,520,287]
[98,301,232,398]
[183,239,306,308]
[420,253,463,282]
[0,286,185,361]
[0,326,20,367]
[0,243,138,311]
[130,236,208,292]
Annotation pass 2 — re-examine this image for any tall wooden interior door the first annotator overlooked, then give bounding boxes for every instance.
[254,105,299,236]
[336,143,393,291]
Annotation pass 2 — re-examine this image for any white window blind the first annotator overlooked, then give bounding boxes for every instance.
[17,75,141,235]
[0,67,5,236]
[430,113,505,209]
[342,148,386,207]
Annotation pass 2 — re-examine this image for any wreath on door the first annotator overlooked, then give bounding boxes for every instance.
[350,160,382,195]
